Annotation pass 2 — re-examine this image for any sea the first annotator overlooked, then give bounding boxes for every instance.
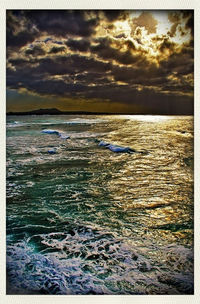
[6,114,194,295]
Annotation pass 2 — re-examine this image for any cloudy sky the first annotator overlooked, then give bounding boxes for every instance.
[6,10,194,114]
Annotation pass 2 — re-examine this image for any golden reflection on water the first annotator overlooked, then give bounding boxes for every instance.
[6,115,194,294]
[100,116,193,247]
[118,115,172,122]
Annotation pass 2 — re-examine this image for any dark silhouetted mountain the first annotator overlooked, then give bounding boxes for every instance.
[7,108,113,115]
[6,108,192,115]
[7,108,63,115]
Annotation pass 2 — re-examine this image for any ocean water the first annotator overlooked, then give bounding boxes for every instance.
[6,114,194,295]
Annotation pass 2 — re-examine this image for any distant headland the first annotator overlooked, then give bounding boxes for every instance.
[6,108,192,116]
[6,108,111,115]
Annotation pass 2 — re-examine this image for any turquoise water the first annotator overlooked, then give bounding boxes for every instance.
[6,115,194,295]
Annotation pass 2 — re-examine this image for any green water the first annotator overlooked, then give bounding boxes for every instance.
[6,115,194,295]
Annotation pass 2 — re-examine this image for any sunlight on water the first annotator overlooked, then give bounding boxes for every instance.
[118,115,174,122]
[6,115,194,295]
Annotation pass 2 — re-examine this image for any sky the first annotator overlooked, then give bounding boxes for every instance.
[6,10,194,114]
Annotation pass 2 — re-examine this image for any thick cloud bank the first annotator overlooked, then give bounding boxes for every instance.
[7,10,194,114]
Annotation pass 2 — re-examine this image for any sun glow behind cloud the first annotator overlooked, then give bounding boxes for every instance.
[153,12,171,35]
[6,10,194,114]
[113,20,132,37]
[108,11,192,62]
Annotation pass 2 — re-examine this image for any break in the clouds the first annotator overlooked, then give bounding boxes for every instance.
[6,10,194,114]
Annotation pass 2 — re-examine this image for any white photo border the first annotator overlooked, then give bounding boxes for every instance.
[1,1,199,304]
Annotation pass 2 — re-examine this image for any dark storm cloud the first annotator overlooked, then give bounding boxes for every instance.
[7,59,193,114]
[103,10,128,22]
[48,46,66,54]
[7,29,36,49]
[168,11,194,38]
[38,55,112,74]
[7,11,39,48]
[186,14,194,32]
[158,37,176,54]
[90,37,143,65]
[185,12,194,38]
[24,10,99,38]
[82,82,193,114]
[7,44,193,109]
[112,64,168,86]
[6,10,194,114]
[66,39,90,52]
[53,40,64,45]
[34,57,74,75]
[115,33,127,39]
[75,72,110,83]
[124,39,137,50]
[167,12,181,37]
[7,10,99,52]
[7,71,193,115]
[162,83,193,93]
[25,45,46,56]
[9,57,31,67]
[7,54,113,91]
[7,65,111,99]
[160,51,194,75]
[27,79,88,96]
